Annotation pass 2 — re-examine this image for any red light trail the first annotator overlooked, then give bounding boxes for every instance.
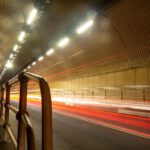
[10,96,150,140]
[52,102,150,139]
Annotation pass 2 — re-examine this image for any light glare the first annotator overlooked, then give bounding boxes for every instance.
[18,31,26,42]
[58,37,70,47]
[46,48,54,56]
[27,8,38,25]
[76,19,94,34]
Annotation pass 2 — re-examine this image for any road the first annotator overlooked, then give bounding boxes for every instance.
[10,101,150,150]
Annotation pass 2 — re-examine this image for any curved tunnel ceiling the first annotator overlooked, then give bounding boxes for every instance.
[0,0,150,83]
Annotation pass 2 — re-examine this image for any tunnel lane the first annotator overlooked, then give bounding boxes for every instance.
[9,101,150,150]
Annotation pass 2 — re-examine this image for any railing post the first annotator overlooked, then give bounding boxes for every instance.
[0,86,4,118]
[4,83,11,141]
[39,78,53,150]
[17,74,29,150]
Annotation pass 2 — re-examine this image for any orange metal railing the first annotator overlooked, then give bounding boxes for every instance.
[0,72,53,150]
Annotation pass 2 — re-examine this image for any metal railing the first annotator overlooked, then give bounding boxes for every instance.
[0,72,53,150]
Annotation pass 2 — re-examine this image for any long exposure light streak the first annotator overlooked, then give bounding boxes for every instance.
[10,90,150,139]
[53,102,150,139]
[54,109,150,139]
[10,97,150,139]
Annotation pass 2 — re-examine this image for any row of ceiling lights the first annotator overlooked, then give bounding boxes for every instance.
[0,8,38,80]
[0,6,95,80]
[24,18,95,72]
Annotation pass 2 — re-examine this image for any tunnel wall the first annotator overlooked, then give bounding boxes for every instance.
[50,66,150,104]
[20,0,150,107]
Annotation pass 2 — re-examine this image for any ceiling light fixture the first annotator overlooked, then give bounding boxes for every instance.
[13,44,19,52]
[38,56,44,61]
[27,66,31,69]
[76,19,94,34]
[58,37,70,47]
[46,48,54,56]
[27,8,38,25]
[9,53,14,59]
[32,61,36,65]
[18,31,26,42]
[5,60,13,68]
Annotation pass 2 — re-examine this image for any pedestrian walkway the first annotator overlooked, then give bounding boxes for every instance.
[0,125,13,150]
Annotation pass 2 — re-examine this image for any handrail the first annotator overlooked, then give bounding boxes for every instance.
[25,72,53,150]
[8,75,18,85]
[7,104,18,113]
[6,125,17,149]
[22,114,35,150]
[0,72,53,150]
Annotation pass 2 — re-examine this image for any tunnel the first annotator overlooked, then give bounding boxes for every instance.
[0,0,150,150]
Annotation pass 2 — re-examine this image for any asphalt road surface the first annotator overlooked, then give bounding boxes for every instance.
[10,102,150,150]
